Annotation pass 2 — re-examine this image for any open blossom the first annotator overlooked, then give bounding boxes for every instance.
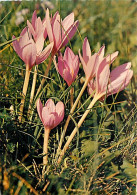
[27,10,47,42]
[79,37,105,81]
[37,99,64,129]
[12,27,53,70]
[57,47,79,86]
[88,61,133,99]
[46,9,79,54]
[79,38,120,82]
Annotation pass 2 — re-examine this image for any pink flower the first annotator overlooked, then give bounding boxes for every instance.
[37,99,65,129]
[46,9,79,54]
[57,47,79,86]
[88,61,133,99]
[27,10,47,42]
[79,37,105,80]
[12,27,53,70]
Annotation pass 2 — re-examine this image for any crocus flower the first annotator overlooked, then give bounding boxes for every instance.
[79,37,105,81]
[27,10,47,42]
[12,27,53,70]
[46,8,79,54]
[57,47,79,86]
[37,98,64,165]
[88,61,133,99]
[37,98,65,130]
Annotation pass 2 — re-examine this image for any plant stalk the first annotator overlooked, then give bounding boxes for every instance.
[57,94,100,163]
[35,56,53,98]
[18,64,30,122]
[70,87,74,108]
[56,78,90,158]
[43,127,50,165]
[28,65,38,116]
[29,56,53,122]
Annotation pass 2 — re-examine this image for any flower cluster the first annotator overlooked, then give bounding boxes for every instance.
[12,9,133,165]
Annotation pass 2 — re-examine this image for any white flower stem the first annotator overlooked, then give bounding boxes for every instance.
[27,65,38,116]
[18,64,30,122]
[70,87,74,108]
[43,127,50,165]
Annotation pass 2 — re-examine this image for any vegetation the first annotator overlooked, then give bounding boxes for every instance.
[0,0,136,194]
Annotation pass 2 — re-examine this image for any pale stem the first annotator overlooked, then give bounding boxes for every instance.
[57,95,100,164]
[29,56,53,122]
[43,127,51,166]
[27,65,38,116]
[56,78,90,158]
[70,87,74,108]
[35,56,53,98]
[18,64,30,122]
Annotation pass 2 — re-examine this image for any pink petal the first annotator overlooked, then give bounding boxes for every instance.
[92,45,105,75]
[45,99,56,113]
[110,62,131,79]
[64,47,75,62]
[52,14,61,50]
[96,63,110,95]
[58,55,70,74]
[107,63,133,96]
[108,70,133,96]
[42,108,56,129]
[19,27,31,48]
[42,17,46,26]
[21,39,37,69]
[27,11,44,42]
[44,28,48,40]
[86,53,98,79]
[63,47,77,77]
[46,8,54,43]
[27,20,36,40]
[32,10,37,28]
[50,113,60,129]
[97,45,105,63]
[36,42,53,65]
[12,35,22,59]
[35,34,45,54]
[62,68,73,86]
[73,55,79,80]
[42,18,48,39]
[59,20,79,50]
[42,17,47,39]
[105,51,119,65]
[35,17,44,40]
[82,37,91,64]
[37,99,44,124]
[20,27,28,37]
[51,11,59,25]
[62,12,74,34]
[95,50,118,79]
[88,79,96,95]
[55,101,65,124]
[98,45,105,57]
[58,56,72,86]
